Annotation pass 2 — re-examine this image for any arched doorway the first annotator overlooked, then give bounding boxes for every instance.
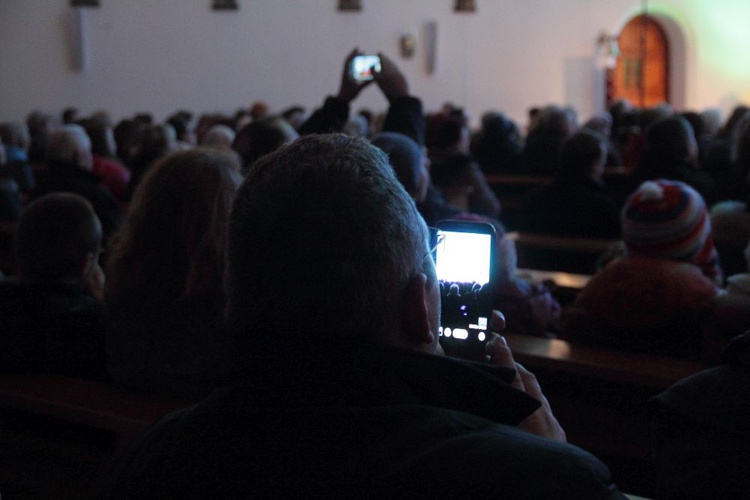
[609,15,670,107]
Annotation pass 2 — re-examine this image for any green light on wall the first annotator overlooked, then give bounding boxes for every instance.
[683,1,750,80]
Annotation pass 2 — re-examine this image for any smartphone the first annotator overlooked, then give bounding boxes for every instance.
[433,220,497,358]
[351,55,381,81]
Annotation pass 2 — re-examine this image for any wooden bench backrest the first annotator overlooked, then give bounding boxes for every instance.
[509,232,619,274]
[0,373,187,446]
[504,332,705,389]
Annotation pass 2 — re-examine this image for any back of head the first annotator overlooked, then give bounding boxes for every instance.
[644,116,697,167]
[82,119,116,158]
[167,113,194,144]
[535,106,576,137]
[730,114,750,168]
[426,113,466,150]
[583,113,613,137]
[480,112,513,141]
[232,117,298,172]
[558,130,605,182]
[134,125,175,165]
[113,118,145,163]
[62,107,79,125]
[0,122,30,151]
[107,148,240,308]
[681,111,704,140]
[371,132,423,196]
[227,134,427,342]
[622,179,720,281]
[26,111,52,138]
[719,105,750,139]
[16,193,101,282]
[45,124,93,170]
[203,125,236,150]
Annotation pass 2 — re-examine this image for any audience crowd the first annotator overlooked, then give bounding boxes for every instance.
[2,48,750,497]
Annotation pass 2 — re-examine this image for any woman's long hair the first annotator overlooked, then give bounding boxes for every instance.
[106,148,240,311]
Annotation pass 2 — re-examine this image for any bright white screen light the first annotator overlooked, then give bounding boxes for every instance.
[435,231,491,284]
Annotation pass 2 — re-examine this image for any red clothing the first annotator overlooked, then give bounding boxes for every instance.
[560,256,719,358]
[92,155,130,202]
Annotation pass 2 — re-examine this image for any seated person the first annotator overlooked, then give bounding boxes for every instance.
[82,118,131,203]
[521,130,621,239]
[232,116,298,174]
[560,180,722,359]
[126,124,176,200]
[0,144,21,222]
[0,193,108,380]
[633,116,714,204]
[582,112,622,168]
[300,49,425,146]
[303,49,466,227]
[523,105,577,175]
[470,111,525,174]
[649,330,750,499]
[100,134,624,498]
[31,124,123,243]
[105,148,240,400]
[426,112,502,218]
[0,121,35,193]
[710,200,750,280]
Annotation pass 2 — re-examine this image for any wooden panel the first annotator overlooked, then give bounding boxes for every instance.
[504,333,705,389]
[612,15,669,107]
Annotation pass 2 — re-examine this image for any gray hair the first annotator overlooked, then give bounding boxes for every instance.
[203,124,236,150]
[227,134,429,342]
[44,124,92,170]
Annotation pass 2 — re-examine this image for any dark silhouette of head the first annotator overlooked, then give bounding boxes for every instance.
[227,134,430,343]
[16,193,102,283]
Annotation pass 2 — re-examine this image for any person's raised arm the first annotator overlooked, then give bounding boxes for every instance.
[299,49,372,135]
[374,53,425,145]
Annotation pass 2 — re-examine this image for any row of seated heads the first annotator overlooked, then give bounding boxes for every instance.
[19,132,724,299]
[8,100,750,194]
[9,100,750,275]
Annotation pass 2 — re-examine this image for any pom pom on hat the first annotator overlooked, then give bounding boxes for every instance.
[622,179,721,282]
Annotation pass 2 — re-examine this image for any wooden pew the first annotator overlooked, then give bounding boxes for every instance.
[504,332,705,497]
[485,173,551,230]
[0,373,187,447]
[517,268,591,306]
[505,332,704,390]
[510,231,619,274]
[0,373,188,496]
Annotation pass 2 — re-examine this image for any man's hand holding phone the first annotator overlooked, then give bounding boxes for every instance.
[485,314,567,443]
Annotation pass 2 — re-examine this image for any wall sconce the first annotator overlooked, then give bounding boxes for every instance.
[596,32,620,69]
[400,35,416,58]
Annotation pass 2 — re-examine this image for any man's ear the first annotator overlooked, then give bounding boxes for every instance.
[399,272,435,348]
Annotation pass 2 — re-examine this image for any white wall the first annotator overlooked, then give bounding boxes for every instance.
[2,0,750,128]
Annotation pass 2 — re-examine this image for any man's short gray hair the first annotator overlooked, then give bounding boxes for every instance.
[227,134,428,342]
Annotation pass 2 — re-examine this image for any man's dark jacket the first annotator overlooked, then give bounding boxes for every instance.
[650,330,750,499]
[100,339,624,498]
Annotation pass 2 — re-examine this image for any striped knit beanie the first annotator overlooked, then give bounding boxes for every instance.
[622,179,721,282]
